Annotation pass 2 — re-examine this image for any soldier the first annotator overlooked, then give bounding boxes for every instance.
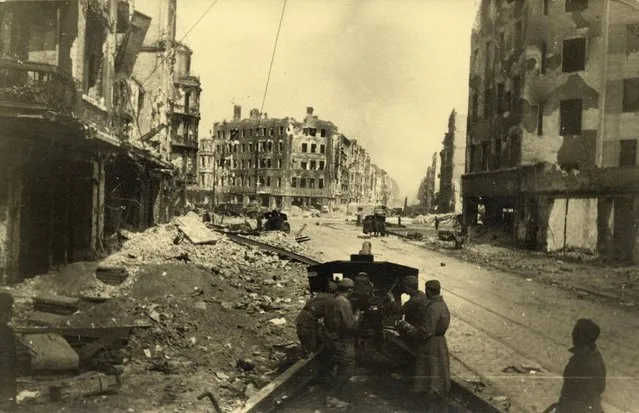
[295,281,338,355]
[397,279,451,412]
[0,291,17,411]
[323,278,361,409]
[556,319,606,413]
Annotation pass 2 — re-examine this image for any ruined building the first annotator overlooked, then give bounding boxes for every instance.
[207,106,395,209]
[0,0,197,282]
[133,0,202,207]
[463,0,639,261]
[437,109,467,214]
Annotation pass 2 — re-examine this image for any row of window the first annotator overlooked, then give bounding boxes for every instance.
[291,177,325,189]
[211,158,326,171]
[302,128,328,137]
[468,137,520,173]
[217,141,283,154]
[301,143,326,153]
[501,0,588,14]
[215,176,326,189]
[216,127,286,139]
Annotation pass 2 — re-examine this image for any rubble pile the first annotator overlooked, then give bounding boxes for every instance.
[10,221,320,411]
[244,231,322,261]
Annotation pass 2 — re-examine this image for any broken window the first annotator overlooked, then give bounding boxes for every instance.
[320,144,326,154]
[268,141,273,151]
[303,128,309,135]
[242,160,246,169]
[514,21,522,49]
[560,99,582,135]
[242,129,246,138]
[619,139,637,166]
[309,178,316,189]
[321,129,326,137]
[263,128,267,136]
[310,160,317,170]
[277,159,282,168]
[319,161,325,170]
[472,94,479,121]
[259,176,265,186]
[562,38,586,73]
[623,78,639,112]
[538,104,544,135]
[279,126,285,135]
[484,88,492,118]
[319,179,324,189]
[242,144,246,152]
[469,145,477,172]
[233,144,238,153]
[302,143,308,152]
[277,177,282,187]
[267,158,272,168]
[481,142,490,171]
[269,128,274,136]
[249,143,253,152]
[247,177,252,187]
[543,0,549,15]
[565,0,587,12]
[301,178,307,188]
[301,161,308,170]
[512,76,521,115]
[497,83,505,114]
[248,159,253,168]
[311,143,317,153]
[309,128,317,137]
[278,141,284,152]
[292,177,297,187]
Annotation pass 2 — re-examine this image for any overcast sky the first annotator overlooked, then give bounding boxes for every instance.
[176,0,478,203]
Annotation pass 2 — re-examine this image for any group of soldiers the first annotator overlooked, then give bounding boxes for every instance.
[295,275,608,413]
[295,273,451,411]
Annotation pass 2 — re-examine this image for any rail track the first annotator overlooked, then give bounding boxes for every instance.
[219,232,505,413]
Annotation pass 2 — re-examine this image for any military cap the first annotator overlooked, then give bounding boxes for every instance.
[402,275,419,287]
[425,280,441,290]
[338,278,355,290]
[573,318,600,345]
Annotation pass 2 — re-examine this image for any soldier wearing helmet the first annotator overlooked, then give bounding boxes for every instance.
[296,281,338,355]
[323,278,360,409]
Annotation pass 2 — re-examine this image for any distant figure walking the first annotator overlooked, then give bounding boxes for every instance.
[556,319,606,413]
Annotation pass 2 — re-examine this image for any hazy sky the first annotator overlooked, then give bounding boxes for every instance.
[176,0,478,203]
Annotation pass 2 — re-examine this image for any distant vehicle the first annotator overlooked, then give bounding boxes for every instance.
[215,203,243,217]
[320,205,329,213]
[437,214,466,249]
[262,210,291,233]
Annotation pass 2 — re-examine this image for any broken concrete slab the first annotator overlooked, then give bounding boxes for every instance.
[22,333,79,372]
[176,212,220,245]
[33,295,80,315]
[27,311,69,327]
[95,266,129,286]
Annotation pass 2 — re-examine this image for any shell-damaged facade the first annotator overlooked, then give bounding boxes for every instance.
[463,0,639,262]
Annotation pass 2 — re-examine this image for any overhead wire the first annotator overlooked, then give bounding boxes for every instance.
[140,0,221,87]
[253,0,288,195]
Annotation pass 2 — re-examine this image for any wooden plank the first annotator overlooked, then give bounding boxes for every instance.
[231,349,328,413]
[34,294,80,308]
[13,326,143,339]
[176,212,219,244]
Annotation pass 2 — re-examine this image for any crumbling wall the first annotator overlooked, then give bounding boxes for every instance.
[545,197,598,252]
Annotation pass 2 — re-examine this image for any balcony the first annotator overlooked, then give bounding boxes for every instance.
[0,59,77,117]
[171,134,198,149]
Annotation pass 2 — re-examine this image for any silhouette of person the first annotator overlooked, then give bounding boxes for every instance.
[556,318,606,413]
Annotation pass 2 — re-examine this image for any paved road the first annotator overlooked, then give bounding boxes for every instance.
[296,217,639,413]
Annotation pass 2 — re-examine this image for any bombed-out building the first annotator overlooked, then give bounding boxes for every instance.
[463,0,639,261]
[0,0,199,283]
[438,110,467,214]
[208,106,396,209]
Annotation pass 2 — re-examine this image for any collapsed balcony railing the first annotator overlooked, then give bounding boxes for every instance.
[0,58,77,115]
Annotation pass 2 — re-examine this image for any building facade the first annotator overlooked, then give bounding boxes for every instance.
[0,0,184,282]
[438,110,467,214]
[132,0,202,208]
[206,106,396,209]
[463,0,639,262]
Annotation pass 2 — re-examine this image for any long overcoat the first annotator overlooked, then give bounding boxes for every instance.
[406,295,451,396]
[556,345,606,413]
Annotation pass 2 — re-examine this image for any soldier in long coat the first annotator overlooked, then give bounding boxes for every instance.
[556,318,606,413]
[397,279,451,412]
